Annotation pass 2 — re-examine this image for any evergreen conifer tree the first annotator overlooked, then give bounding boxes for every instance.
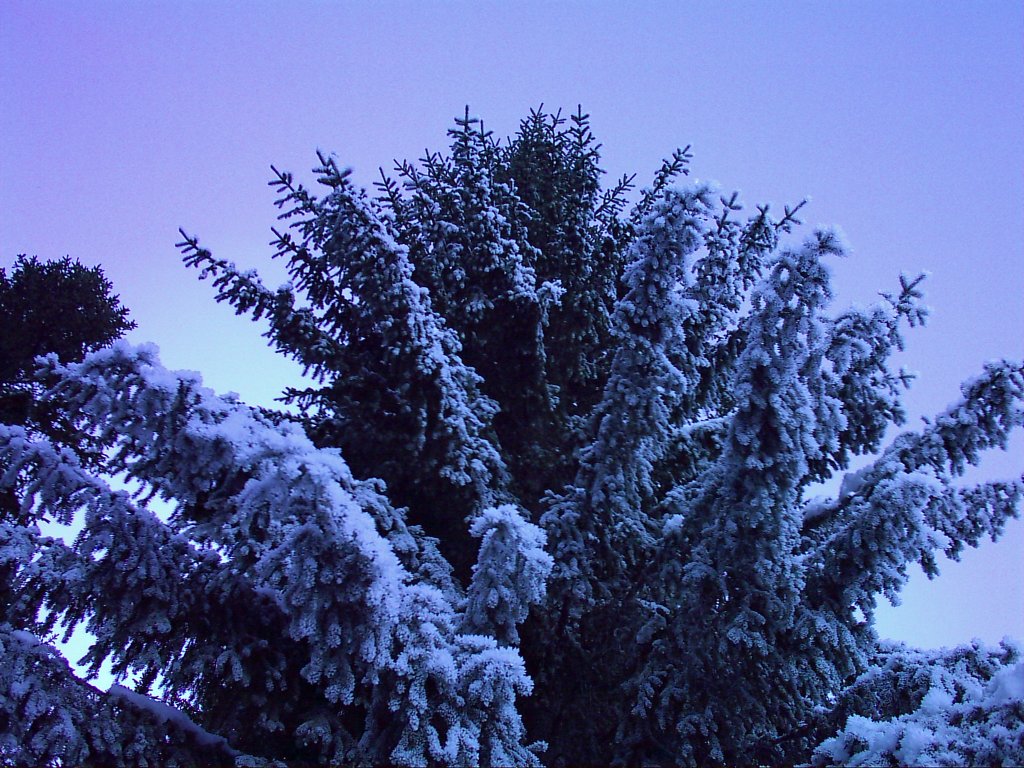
[2,108,1021,767]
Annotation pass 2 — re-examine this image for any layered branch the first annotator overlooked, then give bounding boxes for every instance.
[803,360,1024,616]
[2,343,541,765]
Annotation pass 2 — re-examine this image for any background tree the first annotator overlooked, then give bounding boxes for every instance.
[0,255,134,517]
[1,109,1021,767]
[0,255,134,430]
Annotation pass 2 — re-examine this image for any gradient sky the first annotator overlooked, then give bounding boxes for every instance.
[2,0,1022,650]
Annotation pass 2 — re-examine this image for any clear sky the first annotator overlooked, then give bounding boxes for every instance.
[2,0,1022,650]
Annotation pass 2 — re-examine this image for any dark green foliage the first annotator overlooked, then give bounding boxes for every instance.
[0,255,134,516]
[500,108,624,426]
[0,255,134,415]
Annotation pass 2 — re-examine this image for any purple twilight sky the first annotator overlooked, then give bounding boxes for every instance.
[2,0,1022,651]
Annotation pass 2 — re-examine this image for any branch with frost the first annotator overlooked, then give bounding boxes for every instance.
[543,186,714,610]
[812,640,1024,767]
[177,230,347,381]
[462,504,553,645]
[0,427,304,742]
[802,360,1024,615]
[0,624,271,767]
[4,342,539,765]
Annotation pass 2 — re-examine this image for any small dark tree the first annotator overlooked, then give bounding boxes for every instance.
[0,255,134,518]
[0,255,134,426]
[1,110,1021,767]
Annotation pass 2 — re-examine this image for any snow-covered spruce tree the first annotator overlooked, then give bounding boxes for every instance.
[2,108,1022,766]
